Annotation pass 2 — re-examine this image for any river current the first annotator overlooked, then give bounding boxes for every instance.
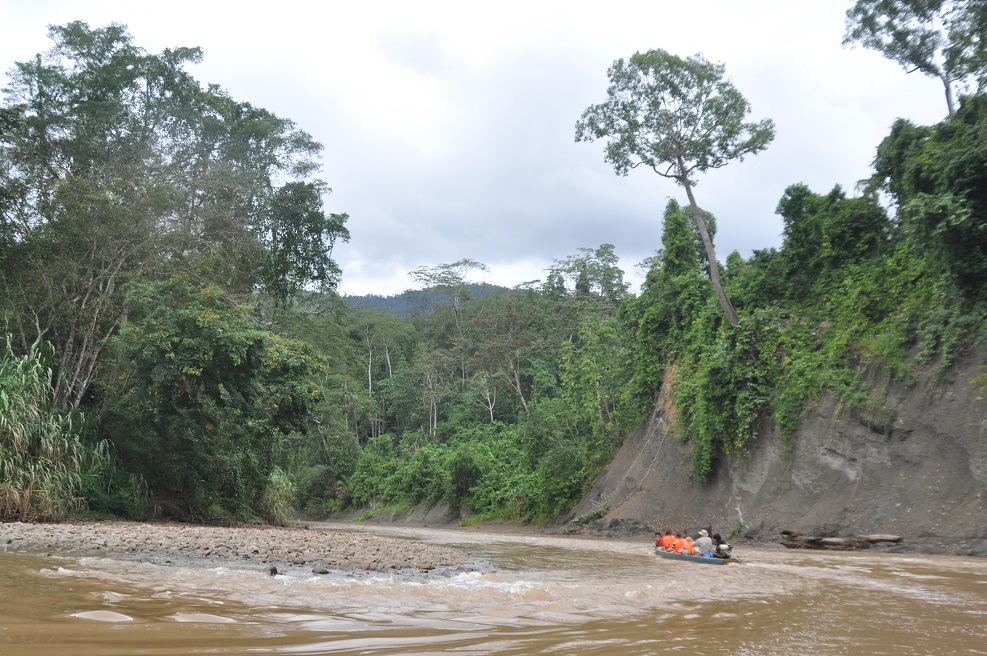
[2,523,986,655]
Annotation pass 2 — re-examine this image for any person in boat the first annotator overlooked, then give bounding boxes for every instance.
[712,533,732,558]
[674,533,695,555]
[693,529,714,557]
[662,529,675,551]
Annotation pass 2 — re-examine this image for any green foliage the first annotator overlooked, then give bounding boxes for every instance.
[561,308,640,450]
[292,414,361,515]
[346,436,400,508]
[914,279,987,373]
[263,182,350,308]
[628,200,714,397]
[545,244,629,305]
[777,184,891,297]
[532,444,590,518]
[5,18,987,528]
[100,276,324,519]
[0,338,110,520]
[327,246,643,523]
[447,442,483,503]
[630,96,987,478]
[571,498,610,525]
[80,465,149,519]
[0,20,348,411]
[673,310,784,478]
[574,49,775,179]
[576,48,774,326]
[874,98,987,294]
[464,425,540,520]
[259,466,297,527]
[843,0,987,115]
[391,443,451,504]
[724,247,786,310]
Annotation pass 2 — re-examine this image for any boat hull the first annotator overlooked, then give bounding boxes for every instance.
[655,548,734,564]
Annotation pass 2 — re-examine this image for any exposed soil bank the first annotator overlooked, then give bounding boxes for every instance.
[0,520,479,578]
[564,344,987,557]
[340,345,987,558]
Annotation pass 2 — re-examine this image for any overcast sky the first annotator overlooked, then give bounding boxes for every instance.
[2,1,950,296]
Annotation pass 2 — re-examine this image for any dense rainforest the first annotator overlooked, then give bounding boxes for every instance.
[2,14,986,527]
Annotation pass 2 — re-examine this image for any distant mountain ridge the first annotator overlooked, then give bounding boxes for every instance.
[343,282,510,318]
[342,290,422,317]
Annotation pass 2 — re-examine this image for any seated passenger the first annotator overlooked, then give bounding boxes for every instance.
[662,530,675,551]
[693,529,714,557]
[672,532,686,554]
[683,536,695,555]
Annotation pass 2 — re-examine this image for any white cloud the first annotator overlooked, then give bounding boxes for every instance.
[0,0,952,296]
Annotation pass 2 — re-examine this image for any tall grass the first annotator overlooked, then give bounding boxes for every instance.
[259,466,297,526]
[0,337,107,521]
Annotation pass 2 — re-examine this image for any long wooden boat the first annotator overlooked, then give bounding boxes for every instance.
[655,548,735,565]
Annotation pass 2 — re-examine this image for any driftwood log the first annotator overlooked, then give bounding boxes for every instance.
[856,534,903,544]
[778,531,903,550]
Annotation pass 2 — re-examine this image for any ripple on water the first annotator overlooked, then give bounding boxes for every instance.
[7,530,987,655]
[171,612,236,623]
[69,610,134,622]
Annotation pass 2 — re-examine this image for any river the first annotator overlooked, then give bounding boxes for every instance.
[2,523,986,655]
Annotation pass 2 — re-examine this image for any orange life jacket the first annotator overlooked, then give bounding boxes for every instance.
[663,534,675,550]
[684,537,695,554]
[673,537,686,553]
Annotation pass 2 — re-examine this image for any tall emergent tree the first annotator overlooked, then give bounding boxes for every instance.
[575,49,775,325]
[844,0,987,116]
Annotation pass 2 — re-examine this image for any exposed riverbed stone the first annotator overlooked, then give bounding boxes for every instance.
[0,521,475,577]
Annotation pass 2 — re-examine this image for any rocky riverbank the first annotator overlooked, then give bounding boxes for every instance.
[0,520,481,578]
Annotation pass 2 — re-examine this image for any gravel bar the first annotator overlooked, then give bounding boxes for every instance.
[1,520,479,578]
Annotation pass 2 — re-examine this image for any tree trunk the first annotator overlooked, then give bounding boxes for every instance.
[367,353,373,398]
[502,353,528,413]
[483,385,496,422]
[941,71,955,116]
[680,173,739,325]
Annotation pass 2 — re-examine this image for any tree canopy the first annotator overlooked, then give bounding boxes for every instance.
[844,0,987,115]
[0,21,349,410]
[2,19,986,526]
[575,48,775,325]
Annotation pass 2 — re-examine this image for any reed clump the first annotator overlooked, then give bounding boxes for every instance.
[259,466,297,527]
[0,337,107,521]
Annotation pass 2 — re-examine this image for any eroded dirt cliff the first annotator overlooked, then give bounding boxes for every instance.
[562,345,987,556]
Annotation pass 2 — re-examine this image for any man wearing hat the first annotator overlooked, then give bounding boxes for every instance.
[693,529,714,557]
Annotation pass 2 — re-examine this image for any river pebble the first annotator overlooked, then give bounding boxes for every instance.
[0,521,471,576]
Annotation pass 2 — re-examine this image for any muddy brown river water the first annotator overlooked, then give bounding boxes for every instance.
[2,523,986,655]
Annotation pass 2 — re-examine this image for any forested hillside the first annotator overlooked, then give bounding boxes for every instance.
[343,283,508,319]
[2,14,986,527]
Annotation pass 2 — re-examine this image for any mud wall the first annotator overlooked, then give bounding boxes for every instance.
[564,345,987,555]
